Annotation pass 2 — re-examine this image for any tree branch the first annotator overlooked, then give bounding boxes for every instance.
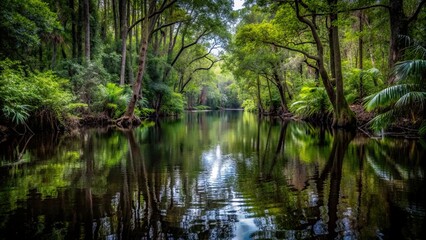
[299,4,389,18]
[179,58,221,93]
[170,29,210,67]
[408,0,426,24]
[186,41,218,66]
[127,0,178,33]
[262,40,319,61]
[151,20,184,35]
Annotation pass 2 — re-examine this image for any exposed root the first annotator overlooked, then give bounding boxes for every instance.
[115,115,142,129]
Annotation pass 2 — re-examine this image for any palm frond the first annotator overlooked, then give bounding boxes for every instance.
[368,109,397,131]
[419,121,426,137]
[364,84,414,111]
[394,91,426,110]
[393,60,426,82]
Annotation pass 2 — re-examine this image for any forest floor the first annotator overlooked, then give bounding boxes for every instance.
[350,104,375,126]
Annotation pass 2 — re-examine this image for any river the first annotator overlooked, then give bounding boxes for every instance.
[0,111,425,239]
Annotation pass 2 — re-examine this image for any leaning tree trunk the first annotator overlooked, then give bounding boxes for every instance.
[120,1,152,127]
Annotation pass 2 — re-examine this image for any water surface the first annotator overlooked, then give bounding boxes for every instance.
[0,111,425,239]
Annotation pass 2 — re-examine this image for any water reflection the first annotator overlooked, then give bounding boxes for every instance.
[0,111,425,239]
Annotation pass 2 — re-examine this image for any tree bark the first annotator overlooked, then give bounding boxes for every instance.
[328,0,355,127]
[119,0,128,85]
[69,0,77,59]
[358,10,363,70]
[388,0,426,78]
[122,0,155,124]
[388,0,407,73]
[77,0,83,62]
[112,0,119,44]
[273,67,288,113]
[84,0,90,63]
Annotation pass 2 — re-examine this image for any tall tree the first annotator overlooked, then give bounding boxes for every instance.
[388,0,425,74]
[119,0,128,85]
[119,0,177,126]
[84,0,90,63]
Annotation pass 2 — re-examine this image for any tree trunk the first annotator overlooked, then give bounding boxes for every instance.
[329,0,355,127]
[328,0,356,127]
[122,0,153,125]
[77,0,83,62]
[119,0,128,85]
[112,0,119,44]
[388,0,407,74]
[358,10,363,70]
[328,26,336,80]
[84,0,90,63]
[124,22,149,119]
[273,63,289,113]
[69,0,77,59]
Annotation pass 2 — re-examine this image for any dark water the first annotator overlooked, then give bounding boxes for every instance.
[0,111,425,239]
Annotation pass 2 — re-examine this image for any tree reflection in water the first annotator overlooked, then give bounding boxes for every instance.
[0,111,425,239]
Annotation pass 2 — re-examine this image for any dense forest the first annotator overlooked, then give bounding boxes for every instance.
[0,0,425,135]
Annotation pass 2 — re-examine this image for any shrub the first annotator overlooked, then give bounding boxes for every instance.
[161,92,185,115]
[345,68,383,104]
[0,59,74,129]
[290,85,332,120]
[93,83,130,118]
[241,99,257,112]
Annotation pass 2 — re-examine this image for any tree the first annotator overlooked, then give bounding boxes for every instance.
[0,0,60,61]
[387,0,426,72]
[119,0,177,126]
[364,38,426,135]
[233,1,356,126]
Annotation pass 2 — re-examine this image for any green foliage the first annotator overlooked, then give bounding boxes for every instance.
[138,108,156,118]
[0,59,73,127]
[344,68,383,104]
[0,0,61,57]
[63,60,112,104]
[93,83,130,118]
[419,121,426,137]
[194,105,211,110]
[241,99,257,112]
[364,40,426,133]
[101,49,121,78]
[290,85,332,120]
[161,92,185,115]
[2,104,30,125]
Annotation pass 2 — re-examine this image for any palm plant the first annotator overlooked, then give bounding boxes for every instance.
[364,38,426,135]
[290,85,333,121]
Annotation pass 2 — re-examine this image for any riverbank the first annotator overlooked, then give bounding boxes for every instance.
[0,106,422,139]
